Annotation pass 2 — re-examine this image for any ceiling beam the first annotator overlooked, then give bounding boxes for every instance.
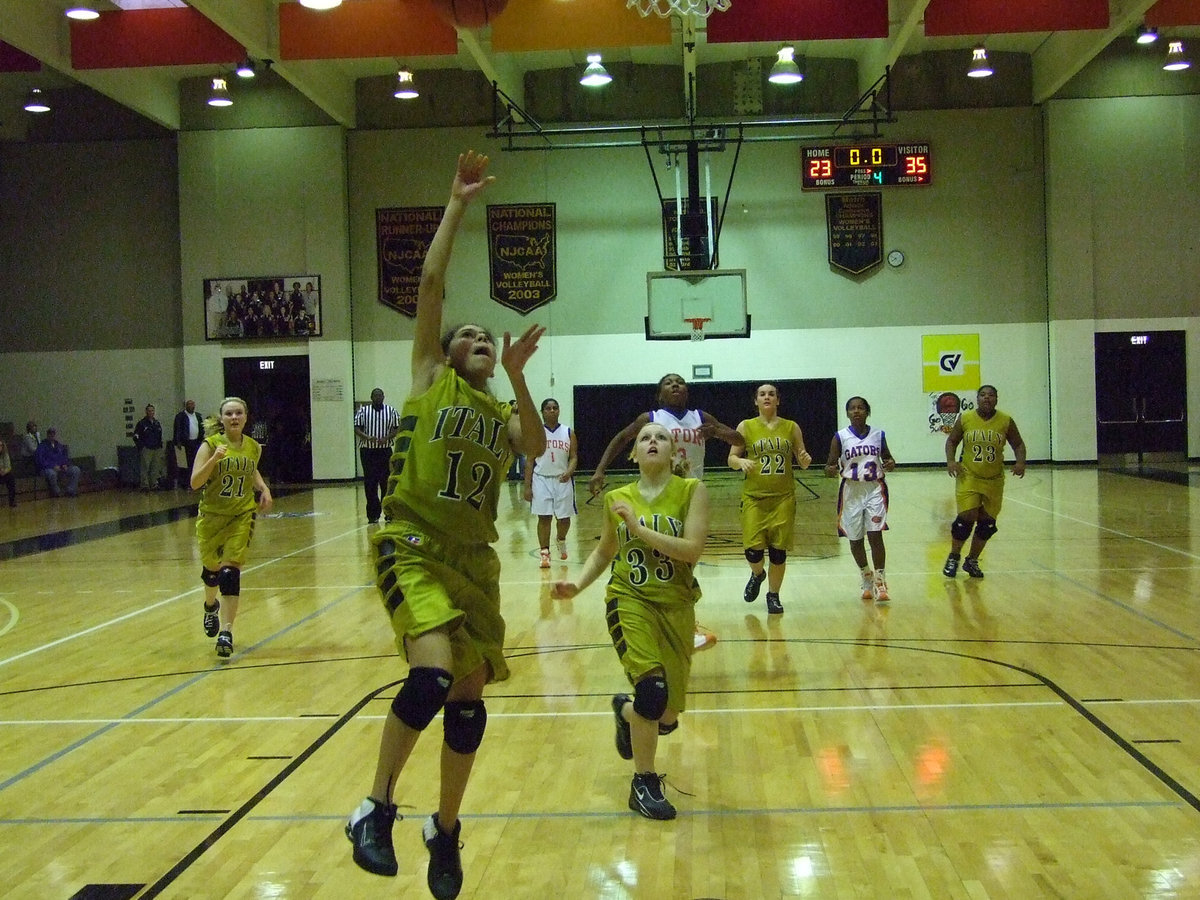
[1031,0,1160,102]
[858,0,930,94]
[189,0,357,128]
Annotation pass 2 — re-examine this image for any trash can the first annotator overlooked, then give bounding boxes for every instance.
[117,445,139,487]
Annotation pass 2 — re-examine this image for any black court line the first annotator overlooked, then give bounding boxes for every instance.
[124,639,1200,897]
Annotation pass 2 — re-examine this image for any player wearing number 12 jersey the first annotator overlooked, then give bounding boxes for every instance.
[346,151,547,896]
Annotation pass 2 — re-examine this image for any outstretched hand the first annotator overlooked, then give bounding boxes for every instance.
[501,324,546,377]
[452,150,496,204]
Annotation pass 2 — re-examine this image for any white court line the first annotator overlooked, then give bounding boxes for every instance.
[6,696,1200,726]
[0,598,19,638]
[1006,493,1200,563]
[0,524,370,669]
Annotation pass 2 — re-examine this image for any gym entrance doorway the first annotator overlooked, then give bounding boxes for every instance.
[223,355,312,483]
[1094,330,1187,466]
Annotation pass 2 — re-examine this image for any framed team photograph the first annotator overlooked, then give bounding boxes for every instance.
[204,274,321,340]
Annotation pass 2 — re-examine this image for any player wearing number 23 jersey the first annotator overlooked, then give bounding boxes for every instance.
[954,407,1014,516]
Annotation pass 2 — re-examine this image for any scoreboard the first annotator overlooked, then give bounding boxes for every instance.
[802,143,932,189]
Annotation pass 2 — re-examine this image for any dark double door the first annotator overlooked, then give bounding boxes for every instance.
[223,355,312,483]
[1094,330,1187,464]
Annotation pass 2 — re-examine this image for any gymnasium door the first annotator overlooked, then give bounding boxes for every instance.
[1094,331,1187,464]
[223,355,312,483]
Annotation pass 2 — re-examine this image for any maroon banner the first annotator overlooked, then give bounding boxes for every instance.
[487,203,557,314]
[376,206,442,318]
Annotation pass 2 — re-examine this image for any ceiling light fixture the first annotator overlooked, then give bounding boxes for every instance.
[65,6,100,20]
[207,77,232,107]
[579,54,612,87]
[967,46,993,78]
[236,58,256,79]
[1163,40,1191,71]
[768,46,804,85]
[394,68,419,100]
[1136,24,1159,45]
[298,0,343,9]
[23,88,50,113]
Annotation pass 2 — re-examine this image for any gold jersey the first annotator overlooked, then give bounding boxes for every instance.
[197,433,262,516]
[957,409,1013,480]
[739,416,799,499]
[382,365,513,544]
[605,475,701,608]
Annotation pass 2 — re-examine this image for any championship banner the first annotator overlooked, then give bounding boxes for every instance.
[826,192,882,274]
[376,206,442,318]
[921,333,980,391]
[487,203,556,314]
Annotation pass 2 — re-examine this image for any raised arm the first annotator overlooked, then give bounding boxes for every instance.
[411,151,496,394]
[503,325,547,460]
[588,413,651,495]
[700,411,745,449]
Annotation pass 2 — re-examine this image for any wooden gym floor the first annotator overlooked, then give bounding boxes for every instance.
[1,465,1199,899]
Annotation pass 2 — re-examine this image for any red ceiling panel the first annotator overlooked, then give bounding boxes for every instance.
[924,0,1109,36]
[70,8,243,69]
[1145,0,1200,27]
[706,0,888,45]
[279,0,457,60]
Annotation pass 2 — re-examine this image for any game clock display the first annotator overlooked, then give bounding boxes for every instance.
[802,143,932,189]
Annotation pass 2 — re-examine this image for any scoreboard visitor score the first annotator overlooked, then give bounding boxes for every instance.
[802,143,932,189]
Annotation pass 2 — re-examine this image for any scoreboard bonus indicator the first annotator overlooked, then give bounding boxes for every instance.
[802,143,932,189]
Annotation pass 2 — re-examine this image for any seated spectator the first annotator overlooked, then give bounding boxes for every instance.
[20,421,39,458]
[0,439,15,507]
[34,428,81,497]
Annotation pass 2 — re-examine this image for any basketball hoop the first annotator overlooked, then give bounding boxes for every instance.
[684,317,710,342]
[626,0,730,18]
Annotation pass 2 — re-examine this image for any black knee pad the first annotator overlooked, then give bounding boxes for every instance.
[442,699,487,754]
[768,547,787,566]
[201,567,220,587]
[632,675,668,721]
[217,565,240,596]
[950,516,973,541]
[975,518,998,540]
[744,548,765,564]
[391,667,453,731]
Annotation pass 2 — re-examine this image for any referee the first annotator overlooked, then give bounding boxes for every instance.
[353,387,400,524]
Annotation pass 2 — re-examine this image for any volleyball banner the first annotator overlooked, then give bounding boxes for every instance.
[487,203,557,314]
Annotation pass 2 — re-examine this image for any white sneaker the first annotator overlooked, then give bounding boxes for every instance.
[860,572,874,600]
[556,540,568,560]
[539,548,551,569]
[874,573,890,602]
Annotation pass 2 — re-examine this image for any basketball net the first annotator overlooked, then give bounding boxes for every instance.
[938,412,959,433]
[684,317,710,342]
[627,0,730,18]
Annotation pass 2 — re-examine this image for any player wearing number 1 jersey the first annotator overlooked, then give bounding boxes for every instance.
[729,384,812,615]
[825,396,895,602]
[192,396,272,658]
[346,151,546,898]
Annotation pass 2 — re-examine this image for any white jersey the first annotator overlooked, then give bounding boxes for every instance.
[533,423,573,478]
[650,407,706,479]
[835,425,887,483]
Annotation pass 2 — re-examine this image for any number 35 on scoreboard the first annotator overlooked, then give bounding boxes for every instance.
[801,143,932,189]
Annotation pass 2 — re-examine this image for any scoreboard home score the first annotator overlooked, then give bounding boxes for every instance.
[802,143,932,189]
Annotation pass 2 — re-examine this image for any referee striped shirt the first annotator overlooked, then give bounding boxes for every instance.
[354,402,399,449]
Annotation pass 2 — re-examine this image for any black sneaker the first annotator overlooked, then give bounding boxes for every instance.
[628,772,676,820]
[765,592,783,615]
[423,813,464,900]
[202,601,220,638]
[942,554,960,578]
[743,570,766,603]
[346,797,399,876]
[963,556,985,579]
[215,630,233,658]
[611,694,633,760]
